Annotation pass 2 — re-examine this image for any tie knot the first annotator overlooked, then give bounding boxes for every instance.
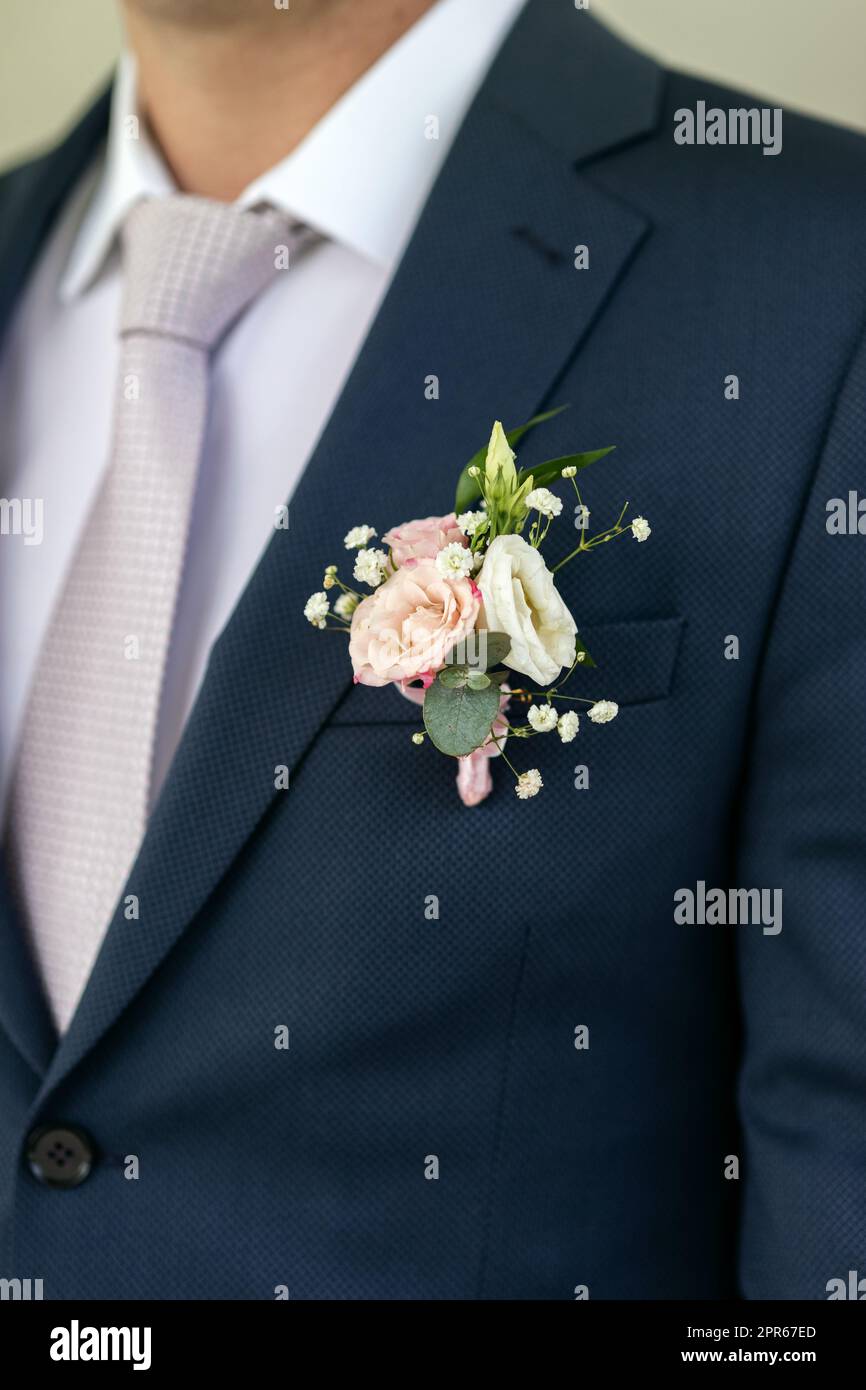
[120,195,299,349]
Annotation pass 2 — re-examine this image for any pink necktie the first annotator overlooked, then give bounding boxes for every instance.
[6,195,301,1033]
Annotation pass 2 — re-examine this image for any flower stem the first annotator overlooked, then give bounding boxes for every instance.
[553,500,631,571]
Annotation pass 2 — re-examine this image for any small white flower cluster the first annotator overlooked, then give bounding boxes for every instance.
[436,542,475,579]
[558,710,580,742]
[631,516,651,542]
[354,547,389,587]
[516,769,543,800]
[588,700,618,724]
[344,524,377,549]
[527,703,558,733]
[457,510,486,536]
[303,592,329,629]
[525,487,563,519]
[527,703,581,742]
[334,593,358,620]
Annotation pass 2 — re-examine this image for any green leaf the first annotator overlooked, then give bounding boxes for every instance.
[467,671,491,690]
[423,678,501,757]
[454,406,570,514]
[439,665,469,688]
[487,669,510,686]
[518,447,616,490]
[477,630,511,670]
[446,630,511,671]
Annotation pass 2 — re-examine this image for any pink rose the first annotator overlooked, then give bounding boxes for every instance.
[349,561,480,688]
[383,514,467,568]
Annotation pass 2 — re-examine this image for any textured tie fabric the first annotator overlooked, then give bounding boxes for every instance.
[6,195,301,1034]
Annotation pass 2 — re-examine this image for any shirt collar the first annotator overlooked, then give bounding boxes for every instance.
[60,55,172,302]
[61,0,526,303]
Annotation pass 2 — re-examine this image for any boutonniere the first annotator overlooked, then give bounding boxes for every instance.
[304,410,650,805]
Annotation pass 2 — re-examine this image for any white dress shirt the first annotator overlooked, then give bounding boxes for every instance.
[0,0,525,811]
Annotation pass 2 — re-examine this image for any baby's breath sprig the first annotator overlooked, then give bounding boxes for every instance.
[456,504,489,553]
[525,487,563,548]
[484,731,544,799]
[553,482,651,572]
[325,566,364,622]
[512,690,621,727]
[511,649,620,727]
[302,590,351,632]
[304,563,365,632]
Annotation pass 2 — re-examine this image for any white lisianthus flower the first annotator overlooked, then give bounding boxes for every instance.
[528,703,558,733]
[353,547,389,587]
[436,542,475,579]
[525,487,563,519]
[303,592,330,629]
[588,700,619,724]
[558,711,580,742]
[334,593,359,620]
[516,769,543,799]
[457,510,486,536]
[631,516,651,542]
[477,534,576,686]
[344,524,378,549]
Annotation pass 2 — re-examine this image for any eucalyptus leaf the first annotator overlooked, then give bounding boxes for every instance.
[467,671,491,690]
[423,678,501,757]
[487,669,510,686]
[454,406,570,514]
[445,641,470,665]
[439,665,469,688]
[518,448,616,490]
[447,630,511,671]
[478,630,511,670]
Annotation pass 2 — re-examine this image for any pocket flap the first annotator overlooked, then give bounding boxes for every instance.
[570,615,685,707]
[327,616,684,727]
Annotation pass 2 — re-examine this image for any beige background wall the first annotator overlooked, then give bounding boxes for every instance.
[2,0,865,172]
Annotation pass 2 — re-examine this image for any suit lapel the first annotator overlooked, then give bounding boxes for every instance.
[0,89,111,347]
[0,861,55,1076]
[16,6,663,1100]
[0,93,112,1078]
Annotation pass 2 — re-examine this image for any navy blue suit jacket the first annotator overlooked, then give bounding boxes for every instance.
[1,5,865,1299]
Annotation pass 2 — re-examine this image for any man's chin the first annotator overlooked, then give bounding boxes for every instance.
[120,0,301,26]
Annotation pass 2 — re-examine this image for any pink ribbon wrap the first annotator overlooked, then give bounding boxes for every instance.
[399,681,510,806]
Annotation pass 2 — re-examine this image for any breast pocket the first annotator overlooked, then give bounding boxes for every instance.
[569,615,685,707]
[326,615,685,728]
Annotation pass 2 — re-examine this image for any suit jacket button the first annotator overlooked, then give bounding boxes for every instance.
[26,1125,95,1188]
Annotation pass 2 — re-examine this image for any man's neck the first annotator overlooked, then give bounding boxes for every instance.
[120,0,437,201]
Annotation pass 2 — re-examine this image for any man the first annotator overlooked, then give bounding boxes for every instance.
[0,0,864,1300]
